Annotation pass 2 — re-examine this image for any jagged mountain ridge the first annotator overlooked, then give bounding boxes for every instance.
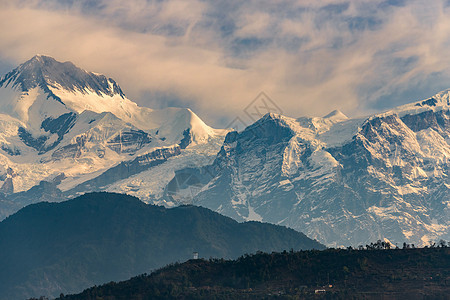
[189,91,450,247]
[0,55,228,217]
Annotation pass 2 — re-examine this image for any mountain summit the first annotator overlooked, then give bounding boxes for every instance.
[323,109,348,121]
[0,55,125,101]
[0,55,144,127]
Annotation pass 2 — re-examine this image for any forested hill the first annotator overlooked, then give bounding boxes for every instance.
[58,247,449,300]
[0,192,323,299]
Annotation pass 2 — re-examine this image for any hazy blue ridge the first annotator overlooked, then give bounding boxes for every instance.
[0,192,323,299]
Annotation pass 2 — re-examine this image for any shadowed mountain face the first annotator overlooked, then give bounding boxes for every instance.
[191,97,450,247]
[0,192,323,300]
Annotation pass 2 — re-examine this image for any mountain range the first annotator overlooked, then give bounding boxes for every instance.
[194,101,450,247]
[0,55,448,247]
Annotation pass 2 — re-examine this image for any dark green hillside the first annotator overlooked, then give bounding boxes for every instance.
[59,247,450,300]
[0,192,323,299]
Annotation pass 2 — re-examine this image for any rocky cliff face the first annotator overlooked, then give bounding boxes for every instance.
[190,94,450,247]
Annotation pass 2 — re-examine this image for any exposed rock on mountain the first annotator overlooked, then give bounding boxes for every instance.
[191,93,450,247]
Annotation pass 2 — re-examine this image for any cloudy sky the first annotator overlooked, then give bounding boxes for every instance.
[1,0,450,127]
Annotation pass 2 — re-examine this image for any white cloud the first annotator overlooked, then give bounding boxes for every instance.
[1,0,450,127]
[234,12,273,39]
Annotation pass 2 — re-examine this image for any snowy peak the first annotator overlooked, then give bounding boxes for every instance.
[0,55,133,125]
[0,55,125,99]
[0,55,142,131]
[379,89,450,119]
[418,89,450,107]
[256,113,297,128]
[144,107,230,147]
[323,109,348,121]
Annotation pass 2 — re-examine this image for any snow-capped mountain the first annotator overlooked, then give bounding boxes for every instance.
[0,55,228,217]
[0,55,449,248]
[185,93,450,247]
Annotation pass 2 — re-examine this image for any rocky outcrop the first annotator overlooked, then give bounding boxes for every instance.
[191,108,450,247]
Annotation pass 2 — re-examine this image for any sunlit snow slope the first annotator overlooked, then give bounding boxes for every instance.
[0,55,228,218]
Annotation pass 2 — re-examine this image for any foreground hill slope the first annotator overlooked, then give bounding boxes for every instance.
[58,247,450,300]
[0,192,323,299]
